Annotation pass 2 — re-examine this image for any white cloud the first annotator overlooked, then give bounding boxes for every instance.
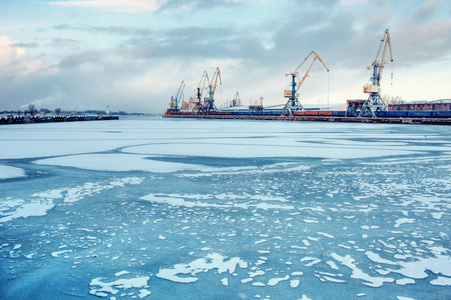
[49,0,169,12]
[0,36,48,77]
[339,0,368,5]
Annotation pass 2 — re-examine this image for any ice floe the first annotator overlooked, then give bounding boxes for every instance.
[0,165,26,179]
[89,276,151,298]
[156,253,246,283]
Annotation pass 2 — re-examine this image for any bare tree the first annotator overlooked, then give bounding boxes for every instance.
[383,95,405,104]
[28,104,36,116]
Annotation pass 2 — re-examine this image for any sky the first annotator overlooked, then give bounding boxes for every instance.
[1,0,450,113]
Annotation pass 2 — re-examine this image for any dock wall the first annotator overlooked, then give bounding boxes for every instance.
[163,114,451,125]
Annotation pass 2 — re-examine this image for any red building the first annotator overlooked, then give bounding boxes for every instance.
[388,100,451,111]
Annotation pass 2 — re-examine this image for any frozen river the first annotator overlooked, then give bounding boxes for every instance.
[1,118,450,299]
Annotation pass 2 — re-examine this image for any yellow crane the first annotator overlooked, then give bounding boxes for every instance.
[205,67,222,113]
[192,71,210,114]
[283,51,329,115]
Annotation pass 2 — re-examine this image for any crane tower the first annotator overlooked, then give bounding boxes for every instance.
[168,81,185,113]
[359,29,393,117]
[205,67,222,113]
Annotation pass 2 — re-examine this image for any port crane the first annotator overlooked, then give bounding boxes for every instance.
[283,51,329,115]
[168,80,185,113]
[231,91,241,107]
[205,67,222,113]
[360,29,393,117]
[193,71,209,114]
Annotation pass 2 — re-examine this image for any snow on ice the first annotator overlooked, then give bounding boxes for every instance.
[0,119,450,299]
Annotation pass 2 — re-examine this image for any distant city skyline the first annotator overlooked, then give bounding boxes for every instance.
[1,0,450,113]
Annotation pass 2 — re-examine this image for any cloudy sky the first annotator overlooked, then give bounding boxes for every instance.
[1,0,450,113]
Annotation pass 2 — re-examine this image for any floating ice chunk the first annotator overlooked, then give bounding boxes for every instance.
[331,253,394,287]
[323,276,346,283]
[267,275,289,286]
[303,219,319,224]
[431,212,443,219]
[252,282,265,287]
[115,271,130,277]
[0,196,56,223]
[430,276,451,286]
[51,250,70,258]
[255,239,267,245]
[221,278,228,286]
[391,255,451,279]
[394,218,415,228]
[158,234,166,240]
[156,253,246,284]
[290,279,299,288]
[110,177,144,187]
[365,251,397,265]
[64,182,115,203]
[89,276,150,297]
[138,289,151,298]
[249,270,265,278]
[301,257,321,267]
[140,193,294,210]
[318,232,335,239]
[0,165,26,179]
[396,297,415,300]
[326,261,339,270]
[396,278,415,285]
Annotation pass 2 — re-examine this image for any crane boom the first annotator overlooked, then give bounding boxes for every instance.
[283,51,329,115]
[297,55,329,93]
[203,67,222,113]
[210,67,222,98]
[196,71,210,104]
[167,80,185,112]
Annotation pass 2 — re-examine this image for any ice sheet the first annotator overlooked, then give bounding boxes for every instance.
[1,119,450,300]
[34,154,218,173]
[0,165,26,179]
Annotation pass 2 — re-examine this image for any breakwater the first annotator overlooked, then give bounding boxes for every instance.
[0,114,119,125]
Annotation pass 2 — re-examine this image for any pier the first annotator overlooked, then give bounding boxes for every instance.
[0,114,119,125]
[163,113,451,125]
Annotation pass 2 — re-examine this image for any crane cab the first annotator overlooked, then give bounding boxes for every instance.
[363,85,380,94]
[284,91,300,98]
